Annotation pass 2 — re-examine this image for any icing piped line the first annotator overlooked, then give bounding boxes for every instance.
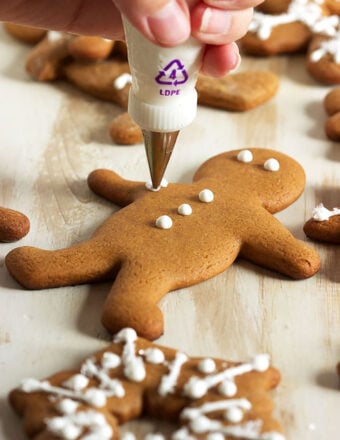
[114,328,146,382]
[312,203,340,221]
[158,352,188,396]
[310,34,340,63]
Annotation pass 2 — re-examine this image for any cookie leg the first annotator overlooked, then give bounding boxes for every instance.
[5,241,118,289]
[102,262,170,340]
[240,216,321,279]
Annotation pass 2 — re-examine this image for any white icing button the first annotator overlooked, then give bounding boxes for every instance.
[63,374,89,391]
[172,428,192,440]
[61,424,81,440]
[190,415,211,434]
[264,158,280,171]
[252,354,270,372]
[199,189,214,203]
[237,149,253,163]
[183,377,208,399]
[101,352,121,369]
[121,433,137,440]
[83,388,107,407]
[218,380,237,397]
[56,399,79,415]
[207,433,225,440]
[178,203,192,216]
[144,348,165,364]
[197,358,216,374]
[225,406,244,423]
[155,215,173,229]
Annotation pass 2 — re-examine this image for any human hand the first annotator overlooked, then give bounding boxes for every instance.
[0,0,262,76]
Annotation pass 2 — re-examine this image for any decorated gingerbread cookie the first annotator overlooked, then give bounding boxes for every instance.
[5,149,320,339]
[304,203,340,243]
[10,328,285,440]
[0,207,30,242]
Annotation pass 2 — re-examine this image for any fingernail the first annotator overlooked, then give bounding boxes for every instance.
[230,43,241,72]
[200,7,231,34]
[147,1,189,45]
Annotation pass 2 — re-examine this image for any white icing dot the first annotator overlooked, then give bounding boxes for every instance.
[145,178,168,192]
[144,348,165,364]
[197,358,216,374]
[199,189,214,203]
[237,149,253,163]
[83,388,107,407]
[113,73,132,90]
[63,374,89,391]
[207,433,225,440]
[62,424,82,440]
[183,377,208,399]
[121,433,137,440]
[101,352,121,369]
[145,434,166,440]
[178,203,192,216]
[124,357,146,382]
[172,428,194,440]
[218,380,237,397]
[190,415,211,433]
[225,407,244,423]
[264,158,280,172]
[155,215,173,229]
[252,354,270,372]
[56,399,79,415]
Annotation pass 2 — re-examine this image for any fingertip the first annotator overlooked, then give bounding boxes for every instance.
[201,42,241,77]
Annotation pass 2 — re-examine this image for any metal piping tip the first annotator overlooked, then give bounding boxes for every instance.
[142,130,179,189]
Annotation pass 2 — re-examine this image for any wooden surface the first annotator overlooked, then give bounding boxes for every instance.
[0,27,339,439]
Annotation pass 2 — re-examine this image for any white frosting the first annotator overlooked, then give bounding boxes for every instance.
[114,328,146,382]
[237,149,253,163]
[197,358,216,374]
[207,433,225,440]
[264,158,280,172]
[46,410,112,440]
[145,178,168,192]
[199,189,214,203]
[113,73,132,90]
[178,203,193,216]
[225,406,245,423]
[155,215,173,229]
[158,352,188,396]
[218,379,237,397]
[47,31,64,42]
[63,374,89,391]
[101,352,121,369]
[172,427,196,440]
[56,399,79,415]
[312,203,340,221]
[184,355,270,399]
[121,433,137,440]
[310,34,340,64]
[141,347,166,364]
[81,357,125,397]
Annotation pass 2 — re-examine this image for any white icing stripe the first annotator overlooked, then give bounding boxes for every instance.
[181,398,252,420]
[158,352,188,396]
[114,328,146,382]
[312,203,340,221]
[310,35,340,64]
[46,410,113,440]
[81,358,125,397]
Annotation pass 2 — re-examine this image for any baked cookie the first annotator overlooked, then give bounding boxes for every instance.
[3,23,47,45]
[324,87,340,115]
[68,36,115,61]
[256,0,292,14]
[323,88,340,141]
[5,149,320,340]
[109,112,143,145]
[9,328,285,440]
[304,203,340,243]
[196,71,279,111]
[0,207,30,242]
[307,34,340,85]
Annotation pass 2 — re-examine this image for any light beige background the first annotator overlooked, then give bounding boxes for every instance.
[0,27,339,439]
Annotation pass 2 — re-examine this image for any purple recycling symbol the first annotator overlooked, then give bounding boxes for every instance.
[155,59,188,86]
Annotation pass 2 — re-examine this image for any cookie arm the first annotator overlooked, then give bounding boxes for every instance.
[88,169,145,207]
[239,211,320,279]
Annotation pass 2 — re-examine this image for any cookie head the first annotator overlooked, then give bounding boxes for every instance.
[193,148,305,213]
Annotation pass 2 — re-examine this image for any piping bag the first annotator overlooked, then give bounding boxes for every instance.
[123,17,204,189]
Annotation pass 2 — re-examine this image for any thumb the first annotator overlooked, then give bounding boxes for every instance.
[112,0,190,46]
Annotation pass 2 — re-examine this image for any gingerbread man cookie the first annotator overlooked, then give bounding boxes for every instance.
[10,328,285,440]
[5,149,320,339]
[304,203,340,243]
